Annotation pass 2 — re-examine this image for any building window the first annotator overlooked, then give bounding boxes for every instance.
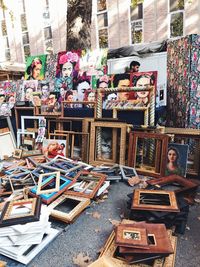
[130,1,143,44]
[42,0,53,54]
[97,0,108,48]
[169,0,184,38]
[0,10,10,61]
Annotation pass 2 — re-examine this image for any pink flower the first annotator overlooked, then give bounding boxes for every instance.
[59,54,68,64]
[59,52,79,64]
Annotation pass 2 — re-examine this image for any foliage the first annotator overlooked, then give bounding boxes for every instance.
[131,0,144,8]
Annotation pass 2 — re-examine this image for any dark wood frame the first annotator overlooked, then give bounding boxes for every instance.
[61,101,96,118]
[115,224,148,248]
[0,197,41,227]
[128,132,169,178]
[147,174,199,194]
[131,189,179,212]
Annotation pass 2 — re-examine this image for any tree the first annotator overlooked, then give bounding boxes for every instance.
[67,0,92,50]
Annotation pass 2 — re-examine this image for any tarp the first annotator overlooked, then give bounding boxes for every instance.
[107,40,167,59]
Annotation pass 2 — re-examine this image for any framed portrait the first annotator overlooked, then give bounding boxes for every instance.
[25,55,47,80]
[165,143,189,177]
[21,80,38,102]
[0,198,42,227]
[0,102,12,116]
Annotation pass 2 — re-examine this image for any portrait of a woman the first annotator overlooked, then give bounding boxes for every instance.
[26,58,43,80]
[165,146,185,176]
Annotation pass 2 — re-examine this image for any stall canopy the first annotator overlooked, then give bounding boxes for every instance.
[107,40,167,59]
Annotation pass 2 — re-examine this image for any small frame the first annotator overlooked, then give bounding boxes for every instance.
[115,224,148,248]
[12,149,23,159]
[0,198,42,227]
[36,171,60,195]
[48,194,90,223]
[61,101,96,117]
[119,165,138,181]
[66,171,106,199]
[27,154,49,167]
[128,132,169,178]
[147,174,198,195]
[131,189,179,212]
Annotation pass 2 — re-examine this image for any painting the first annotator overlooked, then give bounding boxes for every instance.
[22,80,38,102]
[0,102,11,116]
[165,143,189,177]
[130,71,157,106]
[42,139,67,158]
[25,55,47,80]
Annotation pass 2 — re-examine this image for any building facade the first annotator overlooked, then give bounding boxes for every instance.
[0,0,199,64]
[91,0,200,49]
[0,0,67,63]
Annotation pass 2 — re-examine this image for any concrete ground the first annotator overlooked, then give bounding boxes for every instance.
[0,181,200,267]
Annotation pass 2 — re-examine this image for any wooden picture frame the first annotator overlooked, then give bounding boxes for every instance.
[0,198,42,227]
[89,121,127,166]
[48,194,90,223]
[115,224,149,248]
[54,130,89,163]
[119,223,173,256]
[61,101,96,117]
[128,132,169,178]
[131,189,179,212]
[8,173,37,193]
[48,133,69,157]
[147,174,198,194]
[96,86,155,126]
[36,171,60,195]
[29,176,75,204]
[66,171,106,199]
[27,155,49,166]
[12,149,23,159]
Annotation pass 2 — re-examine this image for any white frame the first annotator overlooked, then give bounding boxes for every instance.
[129,0,144,45]
[0,132,16,160]
[17,129,35,148]
[0,228,59,265]
[168,0,185,39]
[21,115,45,132]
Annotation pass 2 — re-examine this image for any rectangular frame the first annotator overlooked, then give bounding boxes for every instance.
[0,197,42,227]
[48,194,90,223]
[0,132,16,160]
[131,189,179,212]
[89,121,127,166]
[61,101,97,117]
[96,86,155,126]
[128,132,169,178]
[66,170,106,199]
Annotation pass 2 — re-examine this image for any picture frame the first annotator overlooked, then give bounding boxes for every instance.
[96,86,155,126]
[61,101,97,117]
[27,154,50,167]
[128,132,169,178]
[43,137,67,158]
[119,165,138,181]
[29,176,74,204]
[119,223,173,256]
[36,171,60,195]
[147,174,198,195]
[0,132,16,160]
[66,171,106,199]
[48,194,90,223]
[115,224,149,248]
[54,130,89,162]
[89,121,127,166]
[131,189,179,212]
[12,149,23,159]
[0,197,42,227]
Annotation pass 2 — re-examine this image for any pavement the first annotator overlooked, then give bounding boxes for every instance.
[0,181,200,267]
